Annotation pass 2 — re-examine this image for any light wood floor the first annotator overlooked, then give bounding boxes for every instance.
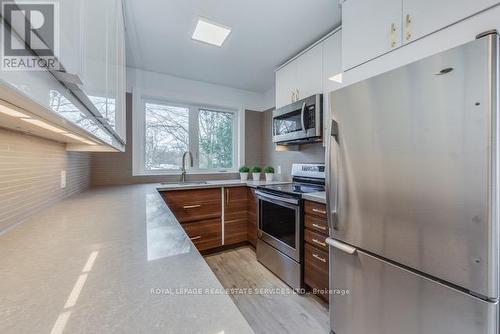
[205,246,330,334]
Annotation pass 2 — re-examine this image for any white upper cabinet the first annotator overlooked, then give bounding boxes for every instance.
[0,0,126,150]
[322,30,342,145]
[275,43,323,109]
[342,0,402,71]
[58,0,83,78]
[323,31,343,94]
[295,43,323,100]
[276,61,297,109]
[402,0,500,44]
[81,0,108,103]
[342,0,500,71]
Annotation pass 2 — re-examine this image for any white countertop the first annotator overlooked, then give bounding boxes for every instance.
[0,184,254,334]
[156,179,290,191]
[302,191,326,204]
[157,179,327,204]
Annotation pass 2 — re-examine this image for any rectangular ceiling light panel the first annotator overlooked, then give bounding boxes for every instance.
[192,18,231,47]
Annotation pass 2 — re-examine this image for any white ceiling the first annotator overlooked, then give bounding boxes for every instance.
[124,0,341,93]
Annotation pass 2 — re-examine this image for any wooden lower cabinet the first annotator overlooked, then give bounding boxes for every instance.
[247,188,258,247]
[303,200,329,302]
[161,188,221,223]
[182,218,222,251]
[224,187,248,245]
[304,243,329,301]
[160,186,260,251]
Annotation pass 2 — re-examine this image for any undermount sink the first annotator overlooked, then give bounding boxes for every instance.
[160,181,208,186]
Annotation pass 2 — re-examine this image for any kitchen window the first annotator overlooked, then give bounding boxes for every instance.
[134,99,238,175]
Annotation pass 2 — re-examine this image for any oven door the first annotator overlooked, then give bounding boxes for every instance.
[256,191,301,261]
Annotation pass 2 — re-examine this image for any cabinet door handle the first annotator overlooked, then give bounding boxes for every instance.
[312,223,327,231]
[312,238,327,247]
[312,208,326,215]
[405,14,412,41]
[390,23,397,48]
[183,204,201,209]
[312,253,327,263]
[190,236,202,241]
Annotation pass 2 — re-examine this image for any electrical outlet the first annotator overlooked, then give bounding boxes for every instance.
[277,166,282,174]
[60,170,66,189]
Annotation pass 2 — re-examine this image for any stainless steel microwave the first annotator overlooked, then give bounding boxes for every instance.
[272,94,323,145]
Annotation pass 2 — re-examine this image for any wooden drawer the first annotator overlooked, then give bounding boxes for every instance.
[305,229,328,252]
[305,214,328,235]
[305,200,327,219]
[182,218,222,251]
[304,243,329,301]
[161,188,221,223]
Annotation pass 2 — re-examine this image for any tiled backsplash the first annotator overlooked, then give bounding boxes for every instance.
[0,128,90,233]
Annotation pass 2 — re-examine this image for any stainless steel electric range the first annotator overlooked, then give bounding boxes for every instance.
[255,163,325,290]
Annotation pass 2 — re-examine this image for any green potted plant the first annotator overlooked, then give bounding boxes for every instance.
[239,166,250,181]
[250,166,262,181]
[264,166,275,181]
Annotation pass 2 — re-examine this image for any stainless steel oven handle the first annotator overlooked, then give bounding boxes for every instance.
[255,190,299,206]
[300,102,307,134]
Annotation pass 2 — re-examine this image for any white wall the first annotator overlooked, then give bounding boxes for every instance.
[262,85,276,111]
[126,67,267,110]
[343,5,500,86]
[127,67,272,175]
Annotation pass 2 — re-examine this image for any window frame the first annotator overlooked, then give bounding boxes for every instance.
[133,97,239,176]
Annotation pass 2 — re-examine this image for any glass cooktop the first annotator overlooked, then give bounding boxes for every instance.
[258,182,325,196]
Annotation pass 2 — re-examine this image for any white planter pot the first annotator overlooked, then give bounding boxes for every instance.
[240,173,248,181]
[265,173,274,181]
[252,173,261,181]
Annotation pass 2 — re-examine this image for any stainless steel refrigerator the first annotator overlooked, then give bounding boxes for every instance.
[326,31,500,334]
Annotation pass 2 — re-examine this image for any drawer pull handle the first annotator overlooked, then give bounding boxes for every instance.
[312,253,327,263]
[312,238,326,247]
[312,223,327,231]
[183,204,201,209]
[312,208,326,215]
[190,236,202,241]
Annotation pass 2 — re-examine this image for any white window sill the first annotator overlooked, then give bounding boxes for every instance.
[133,170,238,176]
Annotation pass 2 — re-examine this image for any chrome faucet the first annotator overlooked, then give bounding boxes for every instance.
[180,151,193,182]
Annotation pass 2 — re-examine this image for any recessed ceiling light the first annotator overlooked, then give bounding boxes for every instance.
[0,105,30,118]
[21,118,66,133]
[192,18,231,47]
[328,73,343,83]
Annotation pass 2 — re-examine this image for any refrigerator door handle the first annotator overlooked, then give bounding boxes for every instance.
[326,119,340,231]
[326,237,357,255]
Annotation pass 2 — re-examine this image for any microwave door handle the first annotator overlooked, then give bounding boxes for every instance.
[300,102,307,134]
